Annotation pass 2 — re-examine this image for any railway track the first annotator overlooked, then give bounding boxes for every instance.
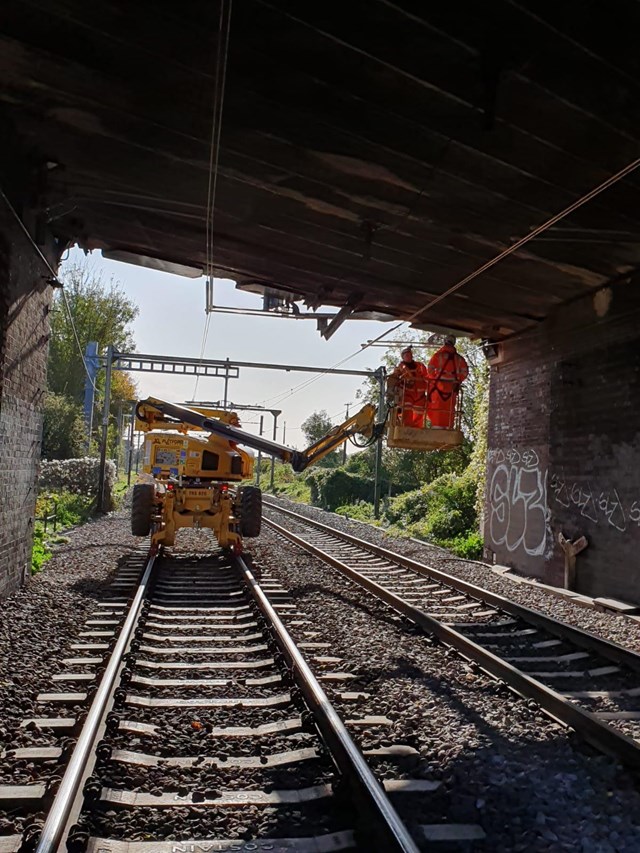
[1,548,423,853]
[262,498,640,770]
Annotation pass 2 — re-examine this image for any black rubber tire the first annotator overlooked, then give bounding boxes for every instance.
[238,486,262,538]
[131,483,155,536]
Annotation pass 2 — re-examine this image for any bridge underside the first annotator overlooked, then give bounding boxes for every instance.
[3,1,640,339]
[2,2,640,601]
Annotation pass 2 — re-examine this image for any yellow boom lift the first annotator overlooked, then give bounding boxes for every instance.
[133,397,381,553]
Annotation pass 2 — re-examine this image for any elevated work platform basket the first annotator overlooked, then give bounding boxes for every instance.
[386,421,464,451]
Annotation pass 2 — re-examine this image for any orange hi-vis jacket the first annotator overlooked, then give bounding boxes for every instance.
[426,344,469,428]
[389,360,429,427]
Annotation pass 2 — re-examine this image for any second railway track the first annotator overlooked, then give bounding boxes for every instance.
[262,498,640,770]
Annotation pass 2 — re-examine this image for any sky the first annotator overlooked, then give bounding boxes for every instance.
[63,246,410,449]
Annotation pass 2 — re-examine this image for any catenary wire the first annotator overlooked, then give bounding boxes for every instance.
[194,0,233,398]
[264,153,640,405]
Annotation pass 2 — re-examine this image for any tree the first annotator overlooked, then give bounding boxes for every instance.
[301,410,334,444]
[467,353,490,528]
[41,392,87,460]
[454,338,488,442]
[300,410,340,467]
[110,370,138,420]
[48,259,139,403]
[46,258,139,459]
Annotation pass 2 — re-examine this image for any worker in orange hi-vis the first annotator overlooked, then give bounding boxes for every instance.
[387,346,429,427]
[426,336,469,429]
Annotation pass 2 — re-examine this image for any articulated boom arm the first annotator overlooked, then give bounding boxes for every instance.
[299,404,379,469]
[136,400,241,431]
[136,397,381,473]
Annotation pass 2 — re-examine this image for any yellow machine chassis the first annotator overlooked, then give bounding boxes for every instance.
[150,486,242,551]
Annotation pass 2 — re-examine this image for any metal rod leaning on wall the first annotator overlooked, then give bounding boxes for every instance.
[97,345,113,513]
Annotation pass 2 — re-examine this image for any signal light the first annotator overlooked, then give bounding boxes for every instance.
[220,483,229,492]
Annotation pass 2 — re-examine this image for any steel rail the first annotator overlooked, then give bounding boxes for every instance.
[34,552,157,853]
[263,499,640,673]
[263,512,640,770]
[234,554,420,853]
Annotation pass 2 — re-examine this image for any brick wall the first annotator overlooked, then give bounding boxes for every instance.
[0,202,53,597]
[485,278,640,603]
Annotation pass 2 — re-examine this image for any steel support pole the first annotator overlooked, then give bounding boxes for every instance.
[83,341,99,452]
[127,401,136,486]
[256,415,264,487]
[115,402,123,476]
[373,369,386,519]
[270,412,278,491]
[223,359,231,409]
[97,345,113,513]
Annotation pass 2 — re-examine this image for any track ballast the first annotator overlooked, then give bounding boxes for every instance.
[263,498,640,770]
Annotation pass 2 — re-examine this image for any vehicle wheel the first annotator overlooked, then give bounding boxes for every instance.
[131,483,155,536]
[237,486,262,538]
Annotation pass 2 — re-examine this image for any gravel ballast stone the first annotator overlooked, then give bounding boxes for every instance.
[252,510,640,852]
[264,496,640,652]
[3,504,640,850]
[0,509,140,835]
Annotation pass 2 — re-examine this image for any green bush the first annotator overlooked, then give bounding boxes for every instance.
[386,471,481,553]
[306,468,373,511]
[31,528,52,573]
[36,491,95,529]
[262,463,312,503]
[276,478,312,503]
[433,532,484,560]
[41,392,87,460]
[39,457,115,498]
[335,500,376,523]
[427,508,467,540]
[386,485,431,527]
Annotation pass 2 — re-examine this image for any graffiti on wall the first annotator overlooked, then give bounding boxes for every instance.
[549,469,640,534]
[488,449,550,557]
[488,448,640,557]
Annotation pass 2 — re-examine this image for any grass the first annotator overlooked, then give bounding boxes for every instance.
[32,490,95,574]
[334,501,380,524]
[409,530,484,560]
[31,527,53,573]
[112,469,132,508]
[261,462,312,504]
